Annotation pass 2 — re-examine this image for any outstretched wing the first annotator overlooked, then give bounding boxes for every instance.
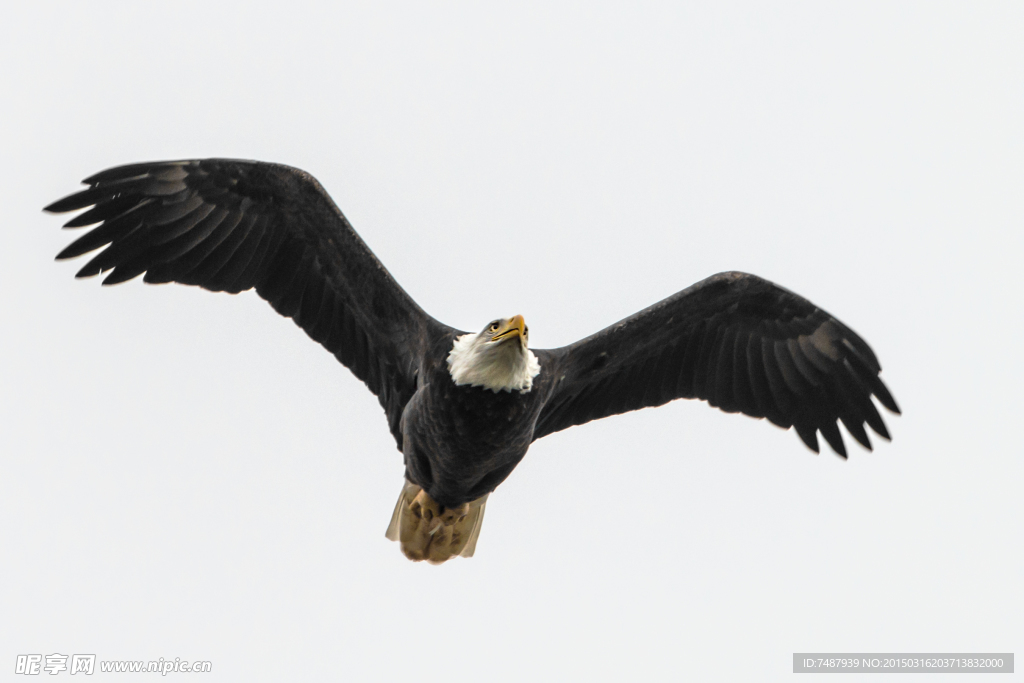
[45,159,452,448]
[533,271,899,456]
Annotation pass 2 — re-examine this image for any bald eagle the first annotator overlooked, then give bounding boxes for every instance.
[45,159,900,564]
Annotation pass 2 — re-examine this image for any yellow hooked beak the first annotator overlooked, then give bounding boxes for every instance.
[491,314,527,343]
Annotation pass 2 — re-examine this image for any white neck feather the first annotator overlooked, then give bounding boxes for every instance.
[447,332,541,393]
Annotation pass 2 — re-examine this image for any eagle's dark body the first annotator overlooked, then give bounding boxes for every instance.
[403,352,547,507]
[45,158,900,562]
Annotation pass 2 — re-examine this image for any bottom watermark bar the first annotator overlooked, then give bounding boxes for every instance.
[15,654,212,675]
[793,654,1013,674]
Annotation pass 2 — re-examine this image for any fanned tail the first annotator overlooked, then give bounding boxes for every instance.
[386,480,489,564]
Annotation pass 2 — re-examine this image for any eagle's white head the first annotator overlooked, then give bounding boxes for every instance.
[447,314,540,393]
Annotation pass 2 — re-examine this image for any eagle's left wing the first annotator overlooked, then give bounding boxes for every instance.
[532,272,899,456]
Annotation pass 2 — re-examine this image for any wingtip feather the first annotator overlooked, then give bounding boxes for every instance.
[873,379,900,415]
[794,423,820,453]
[819,420,847,458]
[44,191,93,214]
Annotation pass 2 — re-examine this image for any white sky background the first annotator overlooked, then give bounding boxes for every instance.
[1,2,1021,681]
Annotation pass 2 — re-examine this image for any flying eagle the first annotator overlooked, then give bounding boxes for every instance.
[45,159,900,564]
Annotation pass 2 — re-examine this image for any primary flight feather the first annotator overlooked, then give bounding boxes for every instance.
[46,159,900,563]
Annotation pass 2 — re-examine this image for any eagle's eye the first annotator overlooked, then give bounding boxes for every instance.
[488,322,499,332]
[523,326,529,336]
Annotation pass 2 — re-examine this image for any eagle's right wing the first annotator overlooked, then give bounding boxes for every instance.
[46,159,454,449]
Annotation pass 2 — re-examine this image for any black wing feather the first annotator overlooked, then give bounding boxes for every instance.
[534,272,899,456]
[46,159,453,448]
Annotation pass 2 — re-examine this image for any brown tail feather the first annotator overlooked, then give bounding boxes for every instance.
[385,481,489,564]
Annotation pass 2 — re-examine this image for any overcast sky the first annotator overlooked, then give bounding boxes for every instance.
[2,2,1021,681]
